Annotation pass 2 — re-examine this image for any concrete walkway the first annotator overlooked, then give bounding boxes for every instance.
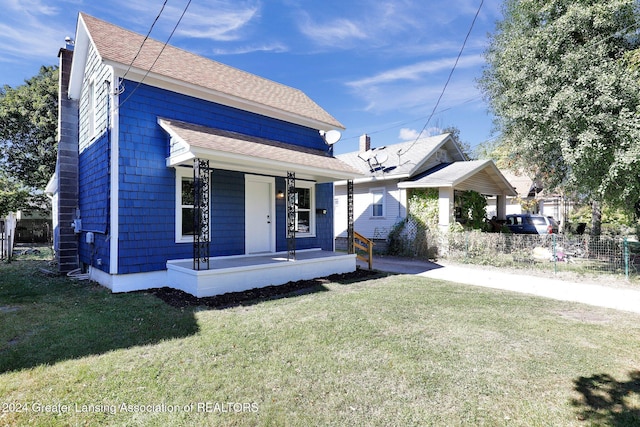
[358,256,640,315]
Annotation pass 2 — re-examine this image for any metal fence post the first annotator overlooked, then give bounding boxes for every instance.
[624,237,629,280]
[553,233,557,274]
[465,232,469,260]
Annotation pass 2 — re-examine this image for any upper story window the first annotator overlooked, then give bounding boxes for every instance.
[292,182,315,237]
[370,188,385,218]
[87,79,97,138]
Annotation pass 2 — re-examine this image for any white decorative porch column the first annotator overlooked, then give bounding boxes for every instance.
[438,186,454,233]
[496,193,507,220]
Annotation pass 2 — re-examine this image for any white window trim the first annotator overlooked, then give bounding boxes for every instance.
[175,167,195,243]
[294,181,316,238]
[370,187,385,219]
[88,78,99,140]
[87,78,97,139]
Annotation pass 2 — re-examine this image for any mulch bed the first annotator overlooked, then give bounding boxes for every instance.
[146,268,383,309]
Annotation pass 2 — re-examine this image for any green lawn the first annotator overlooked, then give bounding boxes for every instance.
[1,253,639,426]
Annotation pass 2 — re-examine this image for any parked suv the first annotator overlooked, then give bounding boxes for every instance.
[506,214,559,234]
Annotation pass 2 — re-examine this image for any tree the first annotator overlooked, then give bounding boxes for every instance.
[441,125,476,160]
[479,0,640,233]
[0,65,58,211]
[0,173,29,218]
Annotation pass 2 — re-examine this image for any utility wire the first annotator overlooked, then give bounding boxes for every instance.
[119,0,193,109]
[117,0,169,94]
[397,0,484,157]
[340,95,482,142]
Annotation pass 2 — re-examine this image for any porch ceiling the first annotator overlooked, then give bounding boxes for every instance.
[159,118,362,183]
[398,159,517,196]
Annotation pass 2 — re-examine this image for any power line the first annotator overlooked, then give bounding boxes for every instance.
[397,0,485,157]
[119,0,193,109]
[340,95,483,142]
[117,0,169,94]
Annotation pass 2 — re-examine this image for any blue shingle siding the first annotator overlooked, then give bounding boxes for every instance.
[274,180,334,252]
[211,170,245,256]
[120,81,327,150]
[112,81,331,274]
[78,132,110,272]
[314,183,335,251]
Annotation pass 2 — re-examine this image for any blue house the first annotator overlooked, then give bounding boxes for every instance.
[49,13,360,297]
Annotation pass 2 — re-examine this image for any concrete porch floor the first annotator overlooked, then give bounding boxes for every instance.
[166,249,356,297]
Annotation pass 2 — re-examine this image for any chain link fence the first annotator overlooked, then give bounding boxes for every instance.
[387,218,639,280]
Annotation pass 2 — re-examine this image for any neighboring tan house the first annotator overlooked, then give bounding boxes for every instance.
[491,170,570,228]
[47,13,361,297]
[334,134,516,247]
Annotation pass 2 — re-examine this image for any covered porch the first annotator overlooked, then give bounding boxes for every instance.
[167,249,356,298]
[398,159,517,231]
[158,118,362,297]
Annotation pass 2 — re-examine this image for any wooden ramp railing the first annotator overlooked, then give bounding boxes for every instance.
[353,231,374,270]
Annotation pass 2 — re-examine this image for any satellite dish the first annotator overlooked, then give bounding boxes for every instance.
[358,150,374,161]
[324,129,342,145]
[373,152,388,165]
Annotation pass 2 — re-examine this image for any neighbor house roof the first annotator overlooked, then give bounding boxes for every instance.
[69,13,344,131]
[398,159,517,196]
[336,134,465,181]
[500,170,542,198]
[158,118,362,183]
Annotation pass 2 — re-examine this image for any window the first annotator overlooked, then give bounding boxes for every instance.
[87,79,96,137]
[370,188,385,218]
[176,169,195,242]
[292,182,315,237]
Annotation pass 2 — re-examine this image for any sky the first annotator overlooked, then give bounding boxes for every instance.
[0,0,504,155]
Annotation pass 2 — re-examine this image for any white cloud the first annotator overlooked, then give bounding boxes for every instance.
[4,0,59,15]
[176,2,260,41]
[398,127,442,141]
[399,128,421,140]
[347,54,485,89]
[104,0,260,42]
[0,0,68,62]
[296,13,368,47]
[212,42,288,55]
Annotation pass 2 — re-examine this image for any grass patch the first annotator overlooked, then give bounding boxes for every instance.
[1,253,640,426]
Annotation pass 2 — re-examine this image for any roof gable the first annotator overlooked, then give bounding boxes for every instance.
[398,159,517,196]
[69,13,343,131]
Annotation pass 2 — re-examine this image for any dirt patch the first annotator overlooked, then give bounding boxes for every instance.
[145,268,383,309]
[555,309,613,324]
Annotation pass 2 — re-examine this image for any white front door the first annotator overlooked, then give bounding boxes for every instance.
[245,175,275,253]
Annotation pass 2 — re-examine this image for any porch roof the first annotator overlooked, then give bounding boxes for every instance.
[159,118,362,183]
[398,159,517,196]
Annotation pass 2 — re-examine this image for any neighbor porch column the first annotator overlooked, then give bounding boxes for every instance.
[496,194,507,220]
[438,186,454,232]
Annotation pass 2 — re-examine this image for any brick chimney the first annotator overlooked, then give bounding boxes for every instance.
[359,134,371,152]
[56,44,80,273]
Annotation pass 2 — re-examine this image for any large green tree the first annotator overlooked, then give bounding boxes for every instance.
[0,65,58,211]
[479,0,640,227]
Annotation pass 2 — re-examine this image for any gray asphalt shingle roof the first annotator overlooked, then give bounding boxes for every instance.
[336,134,454,177]
[79,13,344,130]
[159,118,362,182]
